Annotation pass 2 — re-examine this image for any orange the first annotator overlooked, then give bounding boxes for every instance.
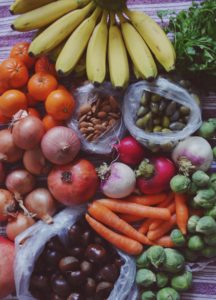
[45,89,75,120]
[10,42,36,69]
[42,114,64,131]
[35,56,57,77]
[28,72,58,101]
[0,90,27,117]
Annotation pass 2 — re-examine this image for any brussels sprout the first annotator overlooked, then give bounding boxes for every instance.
[187,215,200,233]
[201,246,216,258]
[156,272,169,288]
[189,197,201,209]
[204,233,216,246]
[205,205,216,219]
[184,248,200,262]
[156,287,180,300]
[188,182,198,195]
[192,170,209,187]
[136,251,150,268]
[147,246,165,269]
[170,229,186,247]
[187,235,205,251]
[208,118,216,130]
[136,269,156,287]
[210,173,216,192]
[141,291,156,300]
[198,121,215,139]
[171,271,192,292]
[170,175,191,193]
[162,248,185,273]
[193,188,216,209]
[196,216,216,235]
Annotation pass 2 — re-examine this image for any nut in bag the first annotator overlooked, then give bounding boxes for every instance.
[68,82,126,155]
[14,206,136,300]
[123,77,202,152]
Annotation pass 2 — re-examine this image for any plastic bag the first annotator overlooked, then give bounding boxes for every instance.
[14,206,136,300]
[68,82,126,155]
[123,77,202,151]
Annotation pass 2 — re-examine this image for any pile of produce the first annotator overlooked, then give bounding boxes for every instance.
[9,0,175,87]
[0,0,216,299]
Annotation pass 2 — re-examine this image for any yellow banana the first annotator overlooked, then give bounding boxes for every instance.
[108,14,129,88]
[10,0,55,15]
[74,54,87,78]
[125,9,176,72]
[86,11,108,83]
[56,7,102,76]
[12,0,90,31]
[119,14,157,80]
[49,40,67,62]
[29,2,94,57]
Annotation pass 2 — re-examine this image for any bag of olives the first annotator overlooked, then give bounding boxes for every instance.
[68,82,126,155]
[14,206,136,300]
[123,77,202,152]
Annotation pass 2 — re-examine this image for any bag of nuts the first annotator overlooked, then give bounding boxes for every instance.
[123,77,202,152]
[14,207,136,300]
[68,82,126,155]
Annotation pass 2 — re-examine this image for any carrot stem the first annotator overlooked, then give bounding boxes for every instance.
[88,202,152,245]
[96,199,171,221]
[85,214,143,255]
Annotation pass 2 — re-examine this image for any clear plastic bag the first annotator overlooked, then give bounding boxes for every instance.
[123,77,202,151]
[68,82,126,155]
[14,206,136,300]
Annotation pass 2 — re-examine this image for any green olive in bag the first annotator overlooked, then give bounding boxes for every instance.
[162,248,185,274]
[171,271,192,292]
[156,287,180,300]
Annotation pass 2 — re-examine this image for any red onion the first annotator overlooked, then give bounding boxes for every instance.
[172,136,213,175]
[0,129,23,163]
[23,147,51,175]
[114,136,146,166]
[41,126,81,165]
[0,189,16,222]
[6,169,36,196]
[24,188,57,224]
[6,213,35,241]
[98,162,136,198]
[12,115,45,150]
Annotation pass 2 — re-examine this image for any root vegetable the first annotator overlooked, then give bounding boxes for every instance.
[23,147,51,175]
[0,129,23,163]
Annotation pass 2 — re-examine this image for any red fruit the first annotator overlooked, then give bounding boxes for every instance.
[0,236,15,299]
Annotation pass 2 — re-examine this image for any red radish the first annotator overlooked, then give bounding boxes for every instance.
[114,136,146,166]
[136,156,176,194]
[6,213,35,241]
[0,236,15,299]
[48,159,98,206]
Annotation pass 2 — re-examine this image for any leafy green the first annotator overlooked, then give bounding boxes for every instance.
[158,0,216,77]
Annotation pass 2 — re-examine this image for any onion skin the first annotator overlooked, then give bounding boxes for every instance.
[0,189,16,222]
[172,136,213,173]
[6,213,35,241]
[137,157,176,194]
[0,162,5,184]
[6,169,36,196]
[48,159,98,206]
[23,147,51,175]
[0,237,15,299]
[101,162,136,198]
[41,126,81,165]
[114,136,146,166]
[24,188,57,224]
[0,129,23,163]
[12,116,45,150]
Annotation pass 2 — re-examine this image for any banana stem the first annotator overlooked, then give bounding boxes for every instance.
[109,12,116,26]
[91,6,102,20]
[117,12,127,24]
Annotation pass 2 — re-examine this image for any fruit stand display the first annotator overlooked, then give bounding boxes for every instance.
[0,0,216,299]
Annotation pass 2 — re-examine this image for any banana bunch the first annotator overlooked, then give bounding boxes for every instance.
[10,0,176,87]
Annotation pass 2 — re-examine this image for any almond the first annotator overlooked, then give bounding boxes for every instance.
[79,103,91,116]
[98,111,107,119]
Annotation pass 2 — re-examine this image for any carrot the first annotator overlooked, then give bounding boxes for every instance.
[155,235,175,248]
[138,219,153,234]
[85,214,143,255]
[96,199,171,221]
[118,214,145,223]
[149,202,176,231]
[125,193,167,206]
[88,202,152,245]
[175,193,189,235]
[147,214,176,241]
